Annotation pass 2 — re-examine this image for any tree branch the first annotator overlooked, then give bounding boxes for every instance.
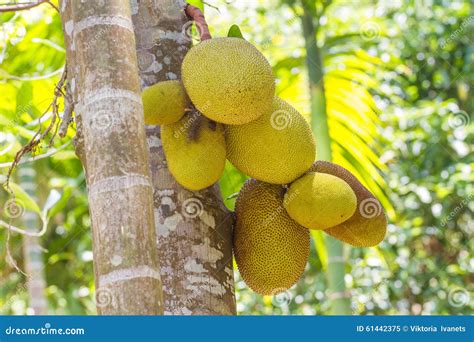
[0,217,48,237]
[0,1,58,13]
[0,141,72,169]
[4,68,67,190]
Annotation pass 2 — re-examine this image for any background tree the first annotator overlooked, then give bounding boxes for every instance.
[19,164,47,314]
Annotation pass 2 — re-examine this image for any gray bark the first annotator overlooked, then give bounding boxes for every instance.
[131,0,236,315]
[59,0,163,315]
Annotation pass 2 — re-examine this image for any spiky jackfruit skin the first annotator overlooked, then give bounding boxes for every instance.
[142,80,188,125]
[309,161,387,247]
[284,172,357,230]
[225,97,316,184]
[233,179,310,295]
[181,37,275,125]
[161,115,226,191]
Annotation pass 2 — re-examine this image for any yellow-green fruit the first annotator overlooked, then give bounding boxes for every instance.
[284,172,357,230]
[309,161,387,247]
[181,37,275,125]
[161,115,226,191]
[233,179,310,295]
[226,97,316,184]
[142,80,188,125]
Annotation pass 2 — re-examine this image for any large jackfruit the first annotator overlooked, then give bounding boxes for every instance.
[309,161,387,247]
[161,114,226,191]
[142,80,188,125]
[284,172,357,230]
[181,37,275,125]
[226,97,316,184]
[233,179,310,295]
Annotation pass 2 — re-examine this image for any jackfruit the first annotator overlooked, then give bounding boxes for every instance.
[225,97,316,184]
[309,161,387,247]
[142,80,188,125]
[284,172,357,230]
[233,179,310,295]
[161,114,226,190]
[181,37,275,125]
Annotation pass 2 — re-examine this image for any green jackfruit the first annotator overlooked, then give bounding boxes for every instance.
[309,161,387,247]
[284,172,357,230]
[161,114,226,190]
[181,37,275,125]
[142,80,188,125]
[233,179,310,295]
[226,97,316,184]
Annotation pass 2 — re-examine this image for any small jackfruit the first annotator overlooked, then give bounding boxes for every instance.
[226,97,316,184]
[142,80,188,125]
[161,114,226,191]
[309,161,387,247]
[284,172,357,230]
[233,179,310,295]
[181,37,275,125]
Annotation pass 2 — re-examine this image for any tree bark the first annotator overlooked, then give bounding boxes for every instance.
[301,1,351,315]
[131,0,236,315]
[18,166,47,315]
[59,0,163,315]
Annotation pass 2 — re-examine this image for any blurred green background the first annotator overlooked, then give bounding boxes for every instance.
[0,0,472,315]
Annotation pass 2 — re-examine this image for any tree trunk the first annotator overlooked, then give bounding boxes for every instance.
[18,166,47,315]
[301,2,351,315]
[131,0,236,315]
[59,0,163,315]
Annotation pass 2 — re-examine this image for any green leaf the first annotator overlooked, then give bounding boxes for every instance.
[227,25,244,39]
[43,189,61,215]
[311,230,328,270]
[16,82,33,117]
[47,186,73,219]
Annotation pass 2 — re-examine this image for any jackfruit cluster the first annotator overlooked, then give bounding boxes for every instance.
[142,36,387,296]
[142,37,315,190]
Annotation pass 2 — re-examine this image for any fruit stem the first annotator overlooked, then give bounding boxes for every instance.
[185,4,212,41]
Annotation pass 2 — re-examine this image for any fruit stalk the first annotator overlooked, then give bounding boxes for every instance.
[185,4,212,41]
